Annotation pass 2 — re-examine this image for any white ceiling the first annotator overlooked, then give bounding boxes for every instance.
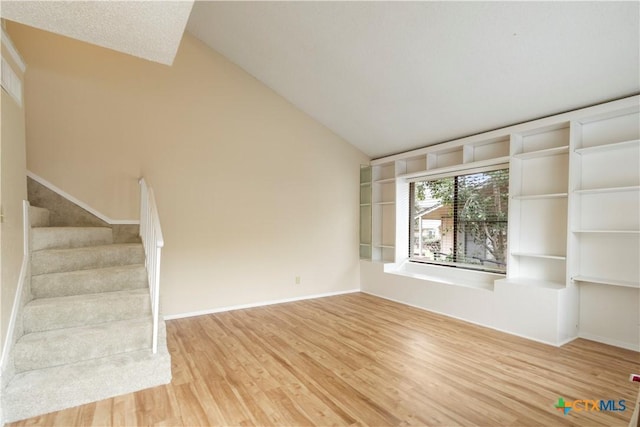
[0,1,194,65]
[187,1,640,158]
[1,1,638,158]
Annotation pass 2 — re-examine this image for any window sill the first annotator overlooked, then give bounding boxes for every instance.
[385,260,502,291]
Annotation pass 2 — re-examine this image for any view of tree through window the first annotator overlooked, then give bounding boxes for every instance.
[410,169,509,273]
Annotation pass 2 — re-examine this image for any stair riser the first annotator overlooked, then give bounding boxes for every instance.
[14,320,152,372]
[24,293,151,333]
[29,206,50,227]
[31,227,113,251]
[4,351,171,423]
[31,244,144,275]
[31,265,147,298]
[3,321,171,423]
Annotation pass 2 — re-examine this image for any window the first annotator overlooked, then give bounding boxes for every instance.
[410,168,509,273]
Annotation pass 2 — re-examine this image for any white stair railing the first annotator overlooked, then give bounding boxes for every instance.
[139,178,164,354]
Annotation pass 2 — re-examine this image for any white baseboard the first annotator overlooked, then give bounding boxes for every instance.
[556,336,579,347]
[27,171,138,225]
[578,332,640,352]
[164,289,360,320]
[361,290,578,348]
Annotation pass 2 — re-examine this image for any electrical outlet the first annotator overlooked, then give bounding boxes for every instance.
[295,276,301,285]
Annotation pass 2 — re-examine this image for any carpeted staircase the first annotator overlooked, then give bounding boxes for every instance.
[2,206,171,423]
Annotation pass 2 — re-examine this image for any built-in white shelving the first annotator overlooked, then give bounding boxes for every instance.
[568,106,640,289]
[495,277,565,290]
[572,275,639,289]
[359,96,639,351]
[359,165,372,260]
[399,156,510,180]
[361,98,639,294]
[573,229,640,234]
[512,193,567,200]
[511,252,566,260]
[369,135,510,264]
[369,162,397,263]
[374,178,395,184]
[511,145,569,160]
[574,186,640,195]
[574,138,639,155]
[506,124,570,287]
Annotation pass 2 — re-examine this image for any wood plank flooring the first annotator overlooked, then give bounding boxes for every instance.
[8,292,640,426]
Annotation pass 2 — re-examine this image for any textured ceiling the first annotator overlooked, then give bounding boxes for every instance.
[0,0,194,65]
[187,1,640,158]
[1,1,637,157]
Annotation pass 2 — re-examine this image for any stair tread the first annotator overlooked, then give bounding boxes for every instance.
[18,316,151,344]
[14,316,153,372]
[31,226,114,251]
[33,242,142,253]
[23,288,152,333]
[27,288,149,308]
[34,263,146,277]
[33,226,112,230]
[31,243,145,275]
[44,262,144,269]
[31,264,147,298]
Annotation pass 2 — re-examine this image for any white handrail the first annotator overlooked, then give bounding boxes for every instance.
[139,178,164,354]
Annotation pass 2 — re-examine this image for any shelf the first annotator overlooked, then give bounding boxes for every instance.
[575,139,639,155]
[572,275,639,289]
[512,145,569,160]
[574,185,640,195]
[398,156,510,180]
[373,201,395,206]
[374,178,395,184]
[573,229,640,234]
[360,182,371,187]
[496,278,565,289]
[512,193,568,200]
[360,243,371,247]
[511,252,566,260]
[359,203,371,207]
[374,244,395,249]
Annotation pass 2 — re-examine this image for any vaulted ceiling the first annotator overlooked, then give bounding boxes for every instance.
[187,2,639,158]
[2,1,639,158]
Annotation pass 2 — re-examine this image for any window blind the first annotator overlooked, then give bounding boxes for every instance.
[410,168,509,273]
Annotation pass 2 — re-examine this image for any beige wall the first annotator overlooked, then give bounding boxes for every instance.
[1,37,28,350]
[7,23,368,316]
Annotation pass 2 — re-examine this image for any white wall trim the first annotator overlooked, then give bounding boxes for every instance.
[27,171,139,225]
[361,290,578,348]
[0,201,30,372]
[1,28,26,72]
[164,289,360,320]
[578,332,639,353]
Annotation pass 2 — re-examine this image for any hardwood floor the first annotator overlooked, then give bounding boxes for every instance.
[8,292,639,426]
